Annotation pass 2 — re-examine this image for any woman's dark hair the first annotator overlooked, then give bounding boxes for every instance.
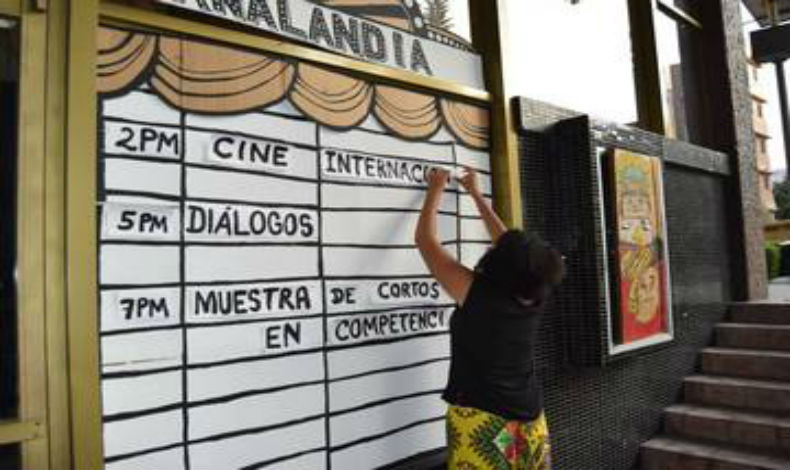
[474,230,564,305]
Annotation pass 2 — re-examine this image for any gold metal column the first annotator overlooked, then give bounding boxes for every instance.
[66,0,103,468]
[15,1,50,467]
[469,0,523,228]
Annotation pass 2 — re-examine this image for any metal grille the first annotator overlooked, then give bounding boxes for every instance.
[517,98,733,470]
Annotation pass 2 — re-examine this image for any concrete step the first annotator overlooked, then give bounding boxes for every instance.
[684,375,790,412]
[640,436,790,470]
[701,347,790,381]
[730,303,790,325]
[664,404,790,455]
[716,323,790,351]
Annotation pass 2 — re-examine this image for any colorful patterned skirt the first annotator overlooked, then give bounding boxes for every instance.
[446,405,551,470]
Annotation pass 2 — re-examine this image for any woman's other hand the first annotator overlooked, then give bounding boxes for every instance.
[458,167,481,196]
[459,166,507,242]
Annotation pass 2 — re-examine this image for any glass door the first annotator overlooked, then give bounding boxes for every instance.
[0,13,20,470]
[0,0,64,465]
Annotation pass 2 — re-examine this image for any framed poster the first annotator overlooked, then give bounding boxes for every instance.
[95,24,492,470]
[600,148,673,355]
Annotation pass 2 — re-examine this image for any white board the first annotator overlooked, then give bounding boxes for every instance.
[98,70,492,470]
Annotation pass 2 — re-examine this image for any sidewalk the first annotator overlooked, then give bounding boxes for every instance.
[768,276,790,302]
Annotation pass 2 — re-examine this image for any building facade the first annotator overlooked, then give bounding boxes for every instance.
[0,1,772,470]
[747,58,779,219]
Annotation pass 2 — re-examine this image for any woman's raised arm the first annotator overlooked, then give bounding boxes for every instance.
[415,168,474,305]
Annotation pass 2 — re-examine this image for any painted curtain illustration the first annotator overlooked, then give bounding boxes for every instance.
[605,149,671,347]
[95,23,492,470]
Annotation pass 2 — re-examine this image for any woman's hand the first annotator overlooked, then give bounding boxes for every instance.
[427,167,450,193]
[416,167,474,305]
[458,167,481,196]
[459,166,507,242]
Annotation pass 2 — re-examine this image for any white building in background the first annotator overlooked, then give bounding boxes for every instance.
[747,56,779,219]
[741,1,783,219]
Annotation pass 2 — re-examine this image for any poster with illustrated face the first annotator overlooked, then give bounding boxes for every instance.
[94,19,491,470]
[605,149,672,347]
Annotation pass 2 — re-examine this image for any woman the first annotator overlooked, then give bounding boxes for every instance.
[415,167,562,470]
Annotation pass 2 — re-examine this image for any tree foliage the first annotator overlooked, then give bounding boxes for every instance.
[775,179,790,220]
[422,0,454,31]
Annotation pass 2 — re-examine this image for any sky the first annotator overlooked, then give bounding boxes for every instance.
[418,0,787,174]
[501,0,639,124]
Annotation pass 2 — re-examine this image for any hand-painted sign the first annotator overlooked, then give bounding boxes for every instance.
[96,26,492,470]
[155,0,484,89]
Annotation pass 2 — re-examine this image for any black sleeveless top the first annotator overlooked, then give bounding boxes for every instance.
[442,274,543,421]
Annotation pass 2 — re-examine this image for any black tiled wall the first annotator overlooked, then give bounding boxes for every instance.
[518,98,732,470]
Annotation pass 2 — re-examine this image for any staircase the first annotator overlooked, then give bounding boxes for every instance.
[640,302,790,470]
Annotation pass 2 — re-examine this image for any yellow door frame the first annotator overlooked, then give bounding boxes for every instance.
[16,0,50,465]
[0,0,71,468]
[66,0,102,468]
[0,0,20,17]
[44,0,73,467]
[66,1,522,468]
